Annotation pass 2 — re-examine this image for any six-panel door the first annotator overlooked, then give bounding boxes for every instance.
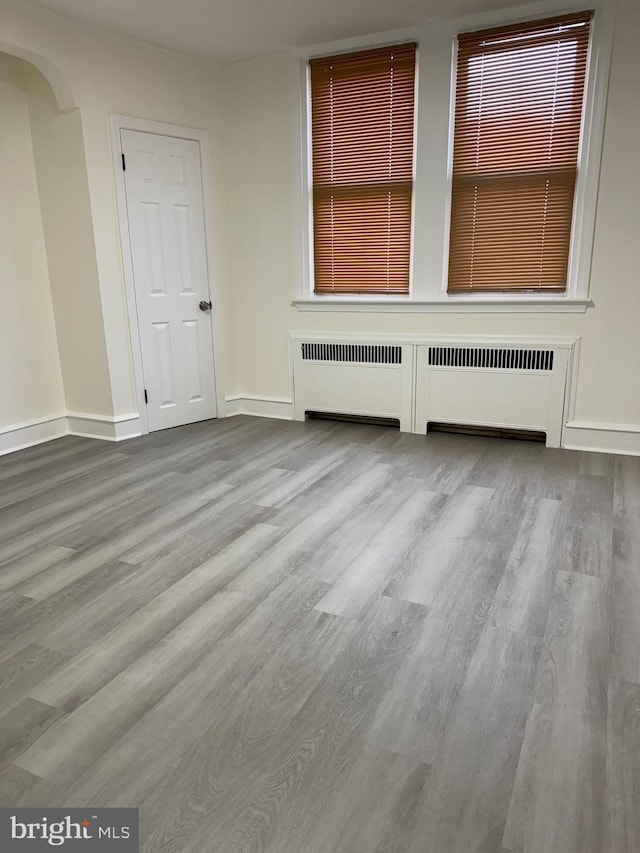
[121,129,217,432]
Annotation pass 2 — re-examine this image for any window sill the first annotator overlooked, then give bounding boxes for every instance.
[291,296,593,314]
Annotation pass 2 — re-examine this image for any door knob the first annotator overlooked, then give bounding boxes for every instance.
[199,300,212,312]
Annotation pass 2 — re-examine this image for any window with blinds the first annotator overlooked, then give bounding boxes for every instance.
[309,44,416,295]
[448,12,592,294]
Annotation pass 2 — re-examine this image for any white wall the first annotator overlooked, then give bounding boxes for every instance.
[1,0,638,448]
[1,0,233,418]
[0,55,65,430]
[22,60,113,417]
[225,53,302,400]
[224,0,640,433]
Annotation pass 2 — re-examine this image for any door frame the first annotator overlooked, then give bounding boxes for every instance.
[110,114,225,435]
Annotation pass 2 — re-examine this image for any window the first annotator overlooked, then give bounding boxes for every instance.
[448,12,592,294]
[296,7,609,313]
[309,44,417,295]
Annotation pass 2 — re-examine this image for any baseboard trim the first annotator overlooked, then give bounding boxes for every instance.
[224,396,294,421]
[563,421,640,456]
[3,412,637,457]
[67,412,142,442]
[221,406,640,455]
[0,412,142,455]
[0,415,69,456]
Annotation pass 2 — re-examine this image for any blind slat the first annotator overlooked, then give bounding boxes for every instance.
[448,12,592,294]
[310,44,416,294]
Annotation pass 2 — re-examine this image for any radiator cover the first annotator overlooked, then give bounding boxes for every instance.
[291,337,414,431]
[416,343,570,447]
[289,333,578,447]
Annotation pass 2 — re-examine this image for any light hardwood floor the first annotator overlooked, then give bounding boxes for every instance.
[0,416,638,852]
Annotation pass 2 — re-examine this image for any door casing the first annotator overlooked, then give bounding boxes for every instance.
[110,114,226,435]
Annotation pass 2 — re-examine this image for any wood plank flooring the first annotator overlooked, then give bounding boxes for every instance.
[0,415,638,852]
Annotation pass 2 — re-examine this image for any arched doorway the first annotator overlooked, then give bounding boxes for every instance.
[0,49,110,454]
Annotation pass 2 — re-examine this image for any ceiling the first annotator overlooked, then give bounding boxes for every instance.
[33,0,544,64]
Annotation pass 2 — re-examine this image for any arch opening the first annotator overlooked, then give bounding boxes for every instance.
[0,49,111,437]
[0,41,76,112]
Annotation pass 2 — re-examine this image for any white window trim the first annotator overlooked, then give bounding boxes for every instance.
[293,0,614,314]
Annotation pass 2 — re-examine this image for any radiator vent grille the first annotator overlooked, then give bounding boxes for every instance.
[301,343,402,365]
[428,346,554,372]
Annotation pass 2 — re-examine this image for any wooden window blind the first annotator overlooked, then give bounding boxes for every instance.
[309,44,416,294]
[448,12,592,294]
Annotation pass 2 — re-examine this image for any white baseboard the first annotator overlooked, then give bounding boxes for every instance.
[3,412,637,458]
[563,421,640,456]
[67,412,142,442]
[0,412,142,455]
[0,415,68,456]
[221,403,640,457]
[224,395,294,421]
[113,416,143,441]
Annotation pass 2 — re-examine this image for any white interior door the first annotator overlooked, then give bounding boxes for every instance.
[121,128,217,432]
